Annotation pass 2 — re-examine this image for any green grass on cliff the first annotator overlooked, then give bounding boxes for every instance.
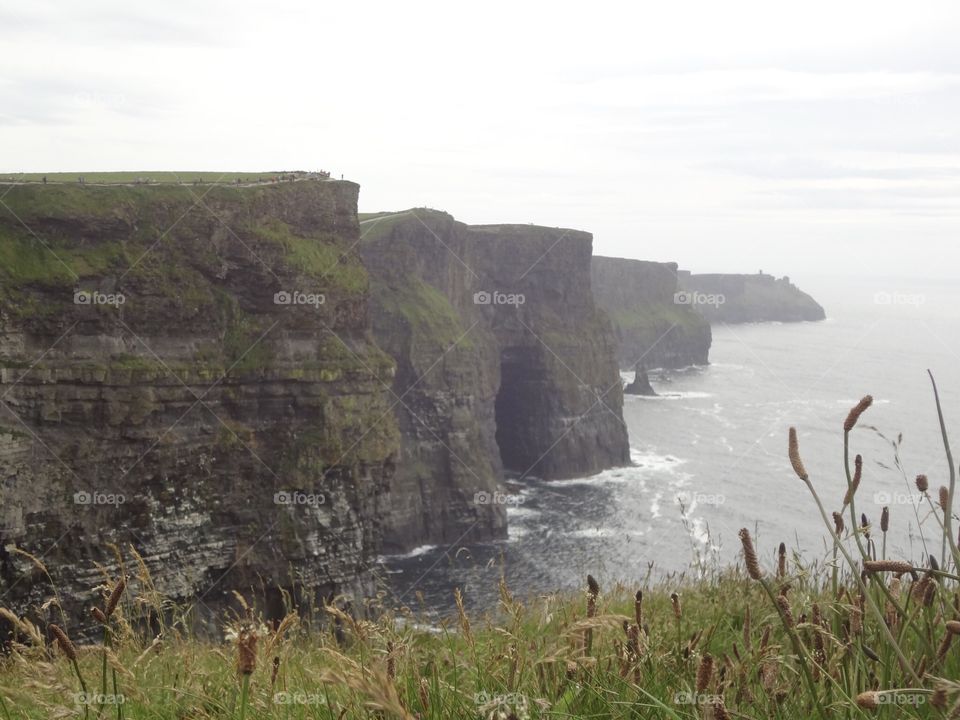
[253,219,367,292]
[0,182,363,288]
[609,303,705,333]
[358,208,453,243]
[0,181,370,335]
[372,277,475,353]
[2,172,294,185]
[0,232,129,284]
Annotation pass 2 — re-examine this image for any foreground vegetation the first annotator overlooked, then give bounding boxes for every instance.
[3,379,960,718]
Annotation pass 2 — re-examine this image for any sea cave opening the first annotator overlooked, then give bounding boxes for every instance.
[494,345,546,478]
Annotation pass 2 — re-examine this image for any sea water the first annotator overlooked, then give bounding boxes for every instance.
[381,275,960,616]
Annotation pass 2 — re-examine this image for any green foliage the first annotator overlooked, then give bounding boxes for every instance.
[373,277,472,352]
[0,229,128,285]
[610,302,703,334]
[0,562,952,718]
[358,208,452,243]
[2,171,290,185]
[252,219,367,292]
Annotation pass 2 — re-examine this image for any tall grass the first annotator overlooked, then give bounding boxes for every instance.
[1,379,959,718]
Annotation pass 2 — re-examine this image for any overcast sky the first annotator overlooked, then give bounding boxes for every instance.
[3,0,960,278]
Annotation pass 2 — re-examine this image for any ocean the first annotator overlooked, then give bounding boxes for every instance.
[379,275,960,616]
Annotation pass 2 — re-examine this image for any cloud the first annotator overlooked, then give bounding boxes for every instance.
[704,157,960,182]
[3,0,960,277]
[0,1,231,47]
[762,185,960,213]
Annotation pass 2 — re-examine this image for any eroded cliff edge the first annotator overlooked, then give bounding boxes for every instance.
[591,256,712,369]
[361,210,631,552]
[678,272,826,323]
[0,180,399,629]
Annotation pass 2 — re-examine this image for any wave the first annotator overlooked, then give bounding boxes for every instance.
[542,474,630,487]
[508,524,530,539]
[377,544,437,562]
[649,491,663,519]
[508,505,540,520]
[625,390,713,400]
[630,448,687,472]
[566,527,646,539]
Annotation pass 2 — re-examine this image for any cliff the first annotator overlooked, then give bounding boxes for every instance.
[361,210,630,552]
[0,180,399,630]
[591,257,712,369]
[678,272,826,323]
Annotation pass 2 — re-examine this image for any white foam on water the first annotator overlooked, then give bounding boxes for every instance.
[508,505,540,520]
[508,524,529,539]
[686,402,735,428]
[631,448,687,474]
[566,527,645,539]
[541,463,636,487]
[542,476,622,488]
[625,390,713,401]
[649,491,663,519]
[377,544,437,562]
[657,363,707,373]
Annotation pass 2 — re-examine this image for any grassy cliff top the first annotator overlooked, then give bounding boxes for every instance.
[358,208,589,239]
[0,178,362,280]
[0,178,369,337]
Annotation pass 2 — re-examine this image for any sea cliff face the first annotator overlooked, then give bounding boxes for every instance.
[591,257,712,369]
[0,180,399,630]
[0,187,633,628]
[361,211,631,552]
[678,272,826,323]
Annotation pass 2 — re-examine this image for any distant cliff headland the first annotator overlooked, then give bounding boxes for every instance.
[679,271,826,324]
[591,259,826,369]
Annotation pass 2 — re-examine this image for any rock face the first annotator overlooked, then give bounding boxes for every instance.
[624,364,656,396]
[361,210,631,552]
[678,272,826,323]
[591,257,712,369]
[0,180,399,631]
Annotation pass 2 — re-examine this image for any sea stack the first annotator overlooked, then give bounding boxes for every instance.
[624,363,657,396]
